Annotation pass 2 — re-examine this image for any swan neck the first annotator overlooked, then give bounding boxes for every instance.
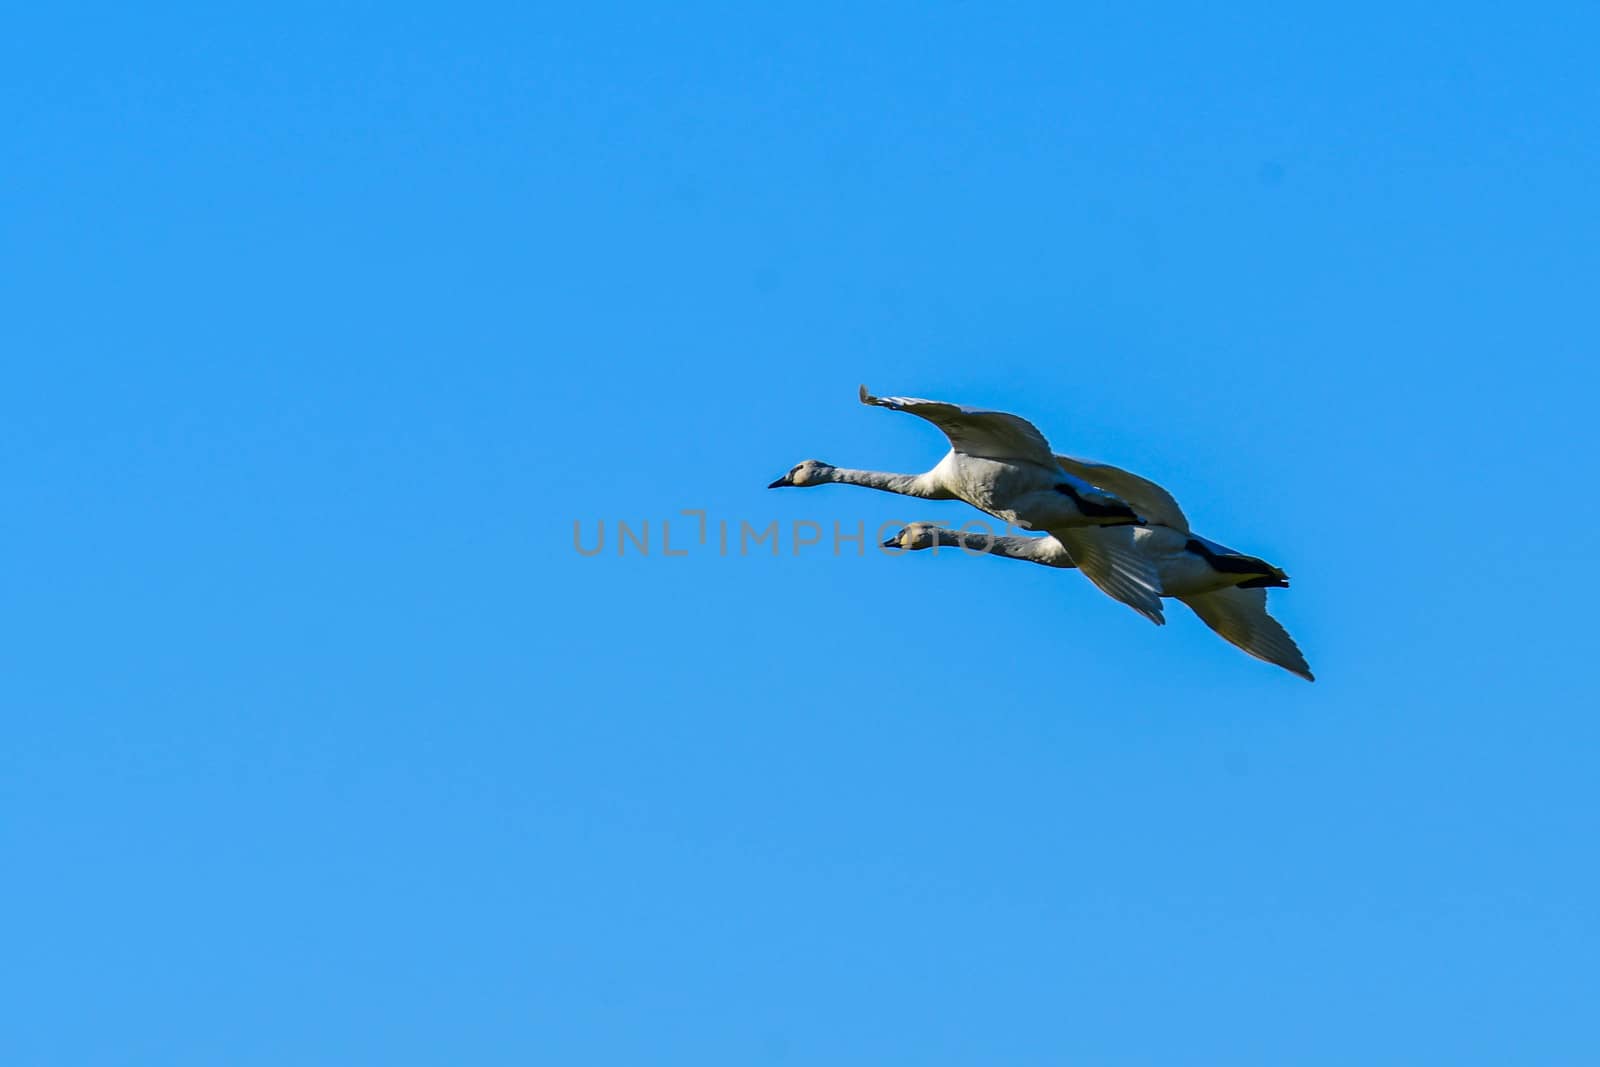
[830,467,935,498]
[935,530,1070,566]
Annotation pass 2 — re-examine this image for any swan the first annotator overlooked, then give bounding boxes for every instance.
[882,522,1314,681]
[768,385,1166,624]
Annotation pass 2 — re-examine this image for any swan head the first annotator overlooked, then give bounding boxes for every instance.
[767,459,835,489]
[881,522,946,551]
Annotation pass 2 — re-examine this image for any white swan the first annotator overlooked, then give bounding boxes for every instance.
[768,385,1166,623]
[883,522,1314,681]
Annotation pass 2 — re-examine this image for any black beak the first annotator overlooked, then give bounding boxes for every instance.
[767,477,788,489]
[881,536,900,549]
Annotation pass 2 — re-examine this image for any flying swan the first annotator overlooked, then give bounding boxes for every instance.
[880,517,1314,681]
[768,385,1167,623]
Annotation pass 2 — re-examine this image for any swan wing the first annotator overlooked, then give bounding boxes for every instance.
[1178,587,1314,681]
[1052,527,1166,626]
[1052,454,1190,533]
[860,384,1058,467]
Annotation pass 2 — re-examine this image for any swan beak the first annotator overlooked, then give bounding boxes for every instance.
[767,476,789,489]
[880,535,900,549]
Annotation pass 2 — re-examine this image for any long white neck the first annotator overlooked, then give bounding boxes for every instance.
[827,467,949,499]
[933,529,1076,568]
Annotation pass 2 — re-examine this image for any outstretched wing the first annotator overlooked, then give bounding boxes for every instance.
[1053,454,1190,533]
[860,384,1059,468]
[1178,587,1314,681]
[1052,526,1166,626]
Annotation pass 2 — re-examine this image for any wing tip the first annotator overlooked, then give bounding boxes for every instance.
[858,383,875,405]
[1131,595,1167,625]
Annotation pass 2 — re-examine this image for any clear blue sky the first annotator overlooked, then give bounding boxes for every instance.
[6,4,1598,1064]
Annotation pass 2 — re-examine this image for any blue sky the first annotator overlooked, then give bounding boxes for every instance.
[6,4,1599,1064]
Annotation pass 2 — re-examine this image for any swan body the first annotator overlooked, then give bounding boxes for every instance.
[884,522,1312,681]
[768,386,1167,623]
